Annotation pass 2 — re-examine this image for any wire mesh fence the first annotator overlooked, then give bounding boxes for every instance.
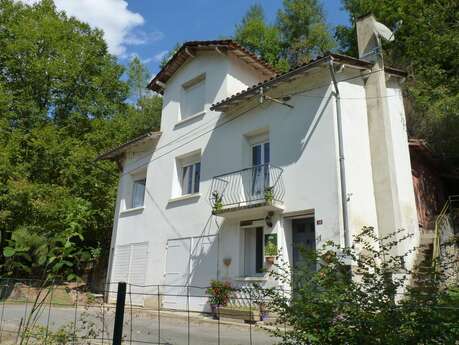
[0,278,279,345]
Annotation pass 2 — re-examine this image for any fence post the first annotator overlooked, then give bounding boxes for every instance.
[112,282,126,345]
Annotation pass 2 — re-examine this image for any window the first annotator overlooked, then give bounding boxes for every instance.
[243,227,264,276]
[181,74,205,119]
[251,141,270,196]
[131,178,146,208]
[181,161,201,195]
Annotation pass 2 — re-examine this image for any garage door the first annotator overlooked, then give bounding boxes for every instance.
[163,235,217,311]
[110,242,148,305]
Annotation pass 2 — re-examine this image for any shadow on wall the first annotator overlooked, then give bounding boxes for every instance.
[201,84,334,187]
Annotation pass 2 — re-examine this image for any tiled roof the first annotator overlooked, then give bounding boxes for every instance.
[147,40,278,94]
[211,53,407,112]
[96,131,162,161]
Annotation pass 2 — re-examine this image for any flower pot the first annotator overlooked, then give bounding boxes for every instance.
[265,256,276,265]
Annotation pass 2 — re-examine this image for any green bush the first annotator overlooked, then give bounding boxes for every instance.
[259,227,459,345]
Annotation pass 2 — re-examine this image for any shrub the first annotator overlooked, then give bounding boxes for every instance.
[206,280,233,306]
[258,227,459,345]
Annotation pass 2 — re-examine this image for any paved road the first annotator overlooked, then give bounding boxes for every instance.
[0,304,278,345]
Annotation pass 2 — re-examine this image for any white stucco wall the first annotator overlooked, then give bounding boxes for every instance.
[107,51,418,298]
[386,79,419,266]
[339,71,379,241]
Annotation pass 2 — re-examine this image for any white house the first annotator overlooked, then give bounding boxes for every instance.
[98,15,420,309]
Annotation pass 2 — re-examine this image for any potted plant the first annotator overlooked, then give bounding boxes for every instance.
[264,233,278,264]
[212,191,223,214]
[264,187,273,204]
[206,280,232,319]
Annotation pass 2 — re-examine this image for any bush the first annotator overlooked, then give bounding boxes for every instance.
[206,280,233,306]
[259,227,459,345]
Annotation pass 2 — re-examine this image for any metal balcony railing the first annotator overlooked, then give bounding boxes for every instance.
[210,164,285,211]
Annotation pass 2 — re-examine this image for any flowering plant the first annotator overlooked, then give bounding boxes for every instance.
[206,280,233,306]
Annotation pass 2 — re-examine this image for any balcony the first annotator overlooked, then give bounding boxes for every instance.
[210,164,285,218]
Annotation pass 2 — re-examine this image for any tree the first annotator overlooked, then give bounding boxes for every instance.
[159,42,182,69]
[127,56,151,100]
[234,1,335,69]
[0,0,128,133]
[277,0,335,66]
[235,4,288,71]
[257,227,459,345]
[336,0,459,162]
[0,0,157,280]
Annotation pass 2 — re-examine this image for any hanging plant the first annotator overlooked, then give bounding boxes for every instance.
[264,187,274,203]
[212,191,223,213]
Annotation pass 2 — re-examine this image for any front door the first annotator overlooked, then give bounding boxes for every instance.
[292,218,316,270]
[251,141,270,197]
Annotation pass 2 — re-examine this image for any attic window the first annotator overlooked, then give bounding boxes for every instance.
[181,74,205,119]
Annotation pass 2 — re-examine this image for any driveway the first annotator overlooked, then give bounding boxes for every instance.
[0,304,279,345]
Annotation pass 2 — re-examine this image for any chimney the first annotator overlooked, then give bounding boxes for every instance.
[356,14,395,62]
[356,14,403,249]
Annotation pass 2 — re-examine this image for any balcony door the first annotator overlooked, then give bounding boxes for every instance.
[251,141,270,197]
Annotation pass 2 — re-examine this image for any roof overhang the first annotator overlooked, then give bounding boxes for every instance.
[147,40,278,94]
[96,131,162,161]
[210,53,407,112]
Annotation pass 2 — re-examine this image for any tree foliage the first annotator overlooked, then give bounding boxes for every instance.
[235,4,288,71]
[258,227,459,345]
[127,56,151,100]
[277,0,335,66]
[234,0,335,70]
[0,0,162,280]
[335,0,459,161]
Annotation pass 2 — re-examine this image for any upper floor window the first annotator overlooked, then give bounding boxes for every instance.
[132,178,146,208]
[181,161,201,195]
[181,74,205,119]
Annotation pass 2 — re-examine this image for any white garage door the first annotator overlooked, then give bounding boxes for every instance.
[163,235,217,311]
[110,242,148,305]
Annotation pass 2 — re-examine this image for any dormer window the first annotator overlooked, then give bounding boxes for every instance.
[181,73,205,120]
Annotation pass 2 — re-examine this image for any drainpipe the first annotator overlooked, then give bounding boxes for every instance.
[328,57,350,248]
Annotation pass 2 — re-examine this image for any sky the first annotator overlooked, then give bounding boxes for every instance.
[18,0,350,77]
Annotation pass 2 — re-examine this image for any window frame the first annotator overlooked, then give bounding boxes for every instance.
[131,177,146,209]
[181,73,206,120]
[180,161,201,196]
[243,227,264,277]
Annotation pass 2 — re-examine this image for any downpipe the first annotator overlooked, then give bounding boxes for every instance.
[328,57,350,248]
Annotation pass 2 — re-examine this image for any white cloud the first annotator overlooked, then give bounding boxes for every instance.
[16,0,162,56]
[125,30,164,46]
[154,50,169,62]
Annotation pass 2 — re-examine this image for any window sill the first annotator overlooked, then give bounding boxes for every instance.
[119,206,144,217]
[234,276,267,282]
[168,193,201,204]
[174,111,205,128]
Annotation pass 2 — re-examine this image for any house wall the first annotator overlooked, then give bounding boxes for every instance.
[107,51,418,300]
[386,79,420,265]
[339,71,379,241]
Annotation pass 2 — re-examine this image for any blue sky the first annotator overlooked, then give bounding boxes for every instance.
[122,0,350,76]
[19,1,349,77]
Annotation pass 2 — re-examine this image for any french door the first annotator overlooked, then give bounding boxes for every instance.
[251,142,270,197]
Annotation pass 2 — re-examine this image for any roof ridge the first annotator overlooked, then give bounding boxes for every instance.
[147,40,278,94]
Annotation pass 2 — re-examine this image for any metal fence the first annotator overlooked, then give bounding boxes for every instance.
[209,164,285,210]
[0,278,280,345]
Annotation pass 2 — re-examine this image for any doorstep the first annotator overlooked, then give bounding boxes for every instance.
[116,304,278,330]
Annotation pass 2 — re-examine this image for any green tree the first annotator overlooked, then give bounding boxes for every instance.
[277,0,335,66]
[235,4,288,71]
[257,227,459,344]
[159,42,182,69]
[336,0,459,162]
[0,0,156,280]
[0,0,128,133]
[127,56,151,100]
